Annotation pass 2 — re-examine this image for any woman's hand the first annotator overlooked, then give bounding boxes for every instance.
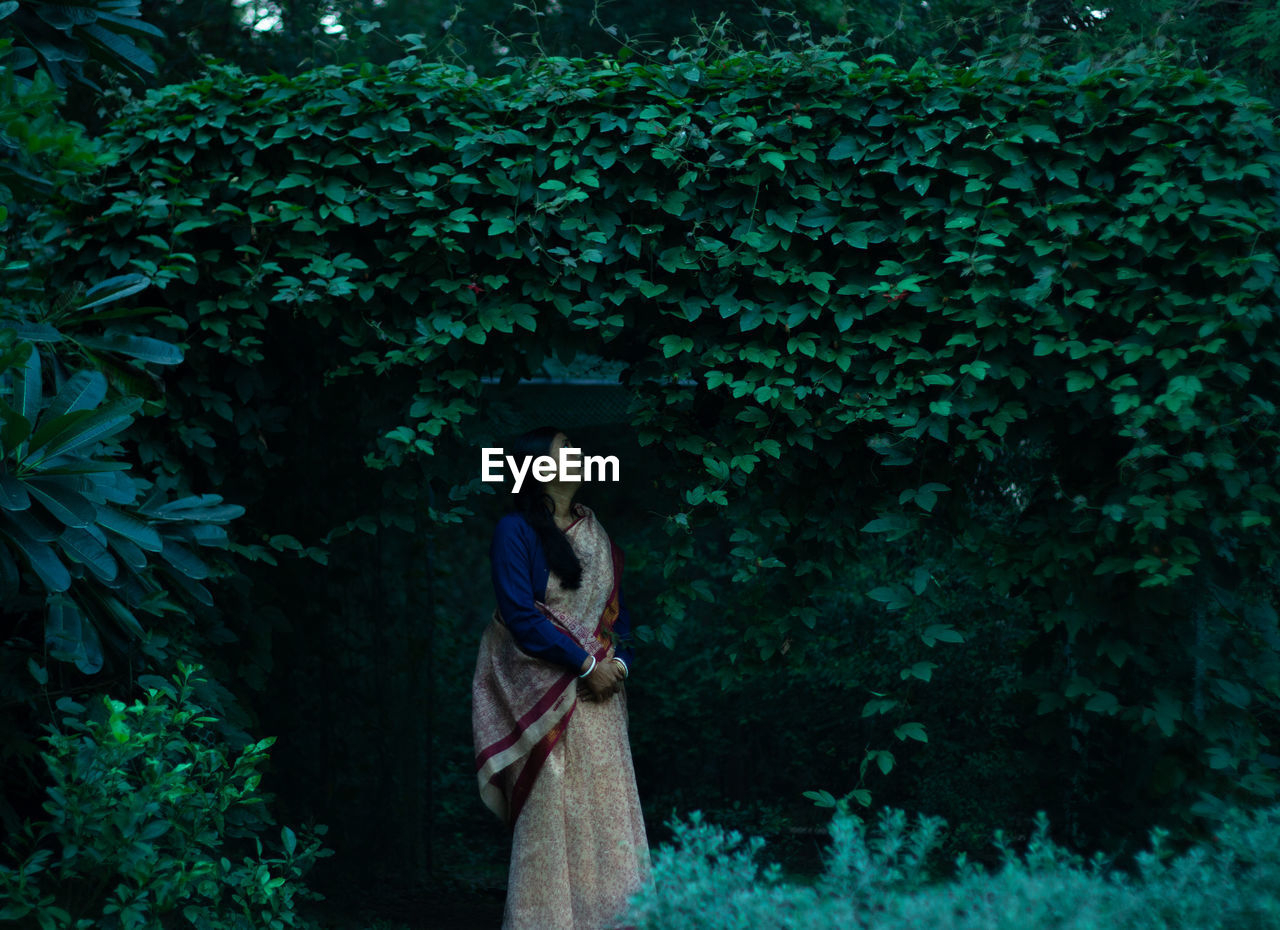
[580,657,623,702]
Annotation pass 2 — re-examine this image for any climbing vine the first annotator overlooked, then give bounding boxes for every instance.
[53,37,1280,823]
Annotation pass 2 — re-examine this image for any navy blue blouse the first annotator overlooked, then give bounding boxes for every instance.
[490,510,635,673]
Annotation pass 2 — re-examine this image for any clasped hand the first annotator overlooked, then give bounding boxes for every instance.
[579,648,623,702]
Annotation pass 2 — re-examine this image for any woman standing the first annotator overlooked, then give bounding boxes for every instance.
[472,426,650,930]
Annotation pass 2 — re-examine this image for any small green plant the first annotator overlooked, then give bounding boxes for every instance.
[0,659,332,930]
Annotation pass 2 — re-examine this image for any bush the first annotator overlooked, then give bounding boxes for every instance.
[622,802,1280,929]
[0,660,331,930]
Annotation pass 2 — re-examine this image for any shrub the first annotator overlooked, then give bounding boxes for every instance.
[0,660,331,930]
[621,802,1280,929]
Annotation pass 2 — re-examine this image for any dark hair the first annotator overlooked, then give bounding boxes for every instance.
[509,425,583,589]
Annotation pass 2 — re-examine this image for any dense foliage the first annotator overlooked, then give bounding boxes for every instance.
[51,34,1280,845]
[8,0,1280,913]
[623,800,1280,929]
[0,662,331,929]
[0,32,331,928]
[0,0,161,90]
[106,0,1280,120]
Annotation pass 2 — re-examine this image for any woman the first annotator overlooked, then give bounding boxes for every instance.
[472,426,651,930]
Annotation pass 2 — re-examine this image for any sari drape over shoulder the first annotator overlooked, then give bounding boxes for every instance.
[472,504,650,930]
[472,506,622,825]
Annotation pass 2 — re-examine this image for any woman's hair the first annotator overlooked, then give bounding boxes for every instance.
[509,425,583,590]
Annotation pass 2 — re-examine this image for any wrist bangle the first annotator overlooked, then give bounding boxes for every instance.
[577,656,596,678]
[612,657,628,678]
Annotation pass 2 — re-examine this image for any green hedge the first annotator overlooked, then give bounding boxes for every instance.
[55,39,1280,826]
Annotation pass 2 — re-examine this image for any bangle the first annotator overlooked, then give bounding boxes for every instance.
[577,655,597,678]
[612,657,628,678]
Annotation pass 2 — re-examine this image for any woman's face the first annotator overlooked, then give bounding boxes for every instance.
[549,432,581,488]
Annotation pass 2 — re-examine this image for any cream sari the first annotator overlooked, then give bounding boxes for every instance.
[472,505,650,929]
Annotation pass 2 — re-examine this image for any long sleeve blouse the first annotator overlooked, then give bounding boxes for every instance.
[490,511,635,674]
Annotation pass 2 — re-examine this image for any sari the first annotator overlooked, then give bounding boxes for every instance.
[472,505,650,930]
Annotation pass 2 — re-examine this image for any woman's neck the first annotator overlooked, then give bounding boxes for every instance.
[545,487,576,520]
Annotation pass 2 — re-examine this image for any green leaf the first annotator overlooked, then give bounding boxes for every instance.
[1065,371,1096,392]
[921,624,964,646]
[1065,675,1096,699]
[97,506,162,552]
[1212,677,1251,708]
[83,23,157,77]
[81,274,149,310]
[25,477,97,529]
[861,698,898,717]
[702,456,729,481]
[4,521,71,591]
[659,335,693,358]
[0,471,30,510]
[45,370,108,420]
[15,344,41,424]
[861,514,911,535]
[0,338,33,375]
[100,593,145,638]
[893,722,928,743]
[1207,747,1237,771]
[1085,690,1119,714]
[104,532,146,570]
[901,661,936,682]
[829,137,860,160]
[150,493,244,523]
[2,321,61,343]
[27,408,95,458]
[0,398,32,454]
[26,398,143,463]
[868,584,911,610]
[1146,689,1181,737]
[803,789,836,808]
[77,333,183,365]
[910,565,930,594]
[761,151,786,171]
[911,482,948,512]
[59,526,118,583]
[160,539,209,580]
[45,597,103,674]
[1020,123,1061,144]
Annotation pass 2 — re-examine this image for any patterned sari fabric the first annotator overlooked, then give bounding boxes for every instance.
[472,505,651,930]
